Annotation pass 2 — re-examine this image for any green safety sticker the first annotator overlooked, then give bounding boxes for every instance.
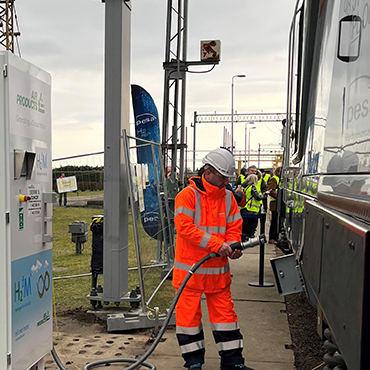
[19,207,24,230]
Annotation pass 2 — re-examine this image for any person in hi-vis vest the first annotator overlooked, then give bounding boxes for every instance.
[240,174,269,238]
[58,173,67,207]
[173,148,253,370]
[258,169,271,213]
[267,166,282,244]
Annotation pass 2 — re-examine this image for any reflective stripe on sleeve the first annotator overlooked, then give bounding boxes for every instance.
[199,232,211,248]
[176,324,203,335]
[188,187,201,226]
[227,212,241,223]
[225,190,232,217]
[175,206,195,218]
[180,340,205,354]
[211,322,240,331]
[174,260,230,275]
[216,339,243,352]
[199,226,227,234]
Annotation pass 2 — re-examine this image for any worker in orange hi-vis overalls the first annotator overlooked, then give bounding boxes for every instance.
[173,148,254,370]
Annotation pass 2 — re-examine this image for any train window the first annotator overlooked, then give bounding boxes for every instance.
[337,15,361,62]
[292,0,319,164]
[294,6,304,156]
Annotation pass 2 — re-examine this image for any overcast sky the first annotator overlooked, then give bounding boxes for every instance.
[15,0,295,166]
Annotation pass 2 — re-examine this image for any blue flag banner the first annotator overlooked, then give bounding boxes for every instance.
[131,84,161,239]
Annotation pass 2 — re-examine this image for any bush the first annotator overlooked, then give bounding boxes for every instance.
[53,165,104,192]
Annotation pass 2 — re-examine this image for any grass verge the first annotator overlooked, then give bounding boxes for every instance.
[52,206,175,314]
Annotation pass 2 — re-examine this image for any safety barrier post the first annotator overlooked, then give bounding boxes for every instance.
[248,225,274,288]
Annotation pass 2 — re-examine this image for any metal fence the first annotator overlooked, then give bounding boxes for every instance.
[52,152,104,193]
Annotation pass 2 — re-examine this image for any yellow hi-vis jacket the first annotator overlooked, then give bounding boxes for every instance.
[263,173,271,183]
[243,184,262,214]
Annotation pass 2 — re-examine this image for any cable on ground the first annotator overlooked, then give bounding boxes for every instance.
[311,362,325,370]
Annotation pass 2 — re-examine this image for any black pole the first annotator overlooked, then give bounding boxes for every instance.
[259,239,266,285]
[259,212,266,235]
[249,225,274,288]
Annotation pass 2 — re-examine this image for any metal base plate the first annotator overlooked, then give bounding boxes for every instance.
[248,282,274,288]
[107,309,176,332]
[87,292,141,304]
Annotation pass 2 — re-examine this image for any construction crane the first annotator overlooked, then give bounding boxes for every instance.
[0,0,20,54]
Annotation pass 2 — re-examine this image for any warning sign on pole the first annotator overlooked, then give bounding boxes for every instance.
[200,40,221,61]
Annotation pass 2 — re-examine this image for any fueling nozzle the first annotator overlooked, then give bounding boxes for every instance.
[229,234,266,251]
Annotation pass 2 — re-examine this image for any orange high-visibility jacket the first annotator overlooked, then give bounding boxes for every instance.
[173,176,242,293]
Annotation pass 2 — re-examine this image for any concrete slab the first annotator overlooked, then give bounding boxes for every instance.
[150,356,293,370]
[230,245,282,302]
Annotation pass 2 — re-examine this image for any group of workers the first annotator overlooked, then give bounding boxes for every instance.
[234,164,281,245]
[172,147,281,370]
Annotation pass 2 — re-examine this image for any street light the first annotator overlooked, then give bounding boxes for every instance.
[231,74,246,153]
[244,121,254,166]
[248,126,256,165]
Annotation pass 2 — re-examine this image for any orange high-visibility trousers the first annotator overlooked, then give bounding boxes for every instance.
[175,287,244,368]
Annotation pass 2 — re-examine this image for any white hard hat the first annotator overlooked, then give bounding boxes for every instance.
[202,148,235,177]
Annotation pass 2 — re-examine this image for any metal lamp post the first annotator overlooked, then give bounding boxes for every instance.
[244,121,254,166]
[248,126,256,165]
[231,74,246,153]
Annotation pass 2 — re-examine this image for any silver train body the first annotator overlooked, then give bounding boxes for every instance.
[278,1,370,369]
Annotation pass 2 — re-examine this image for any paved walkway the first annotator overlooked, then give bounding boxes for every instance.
[150,242,295,370]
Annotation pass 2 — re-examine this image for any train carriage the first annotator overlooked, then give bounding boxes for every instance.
[275,1,370,369]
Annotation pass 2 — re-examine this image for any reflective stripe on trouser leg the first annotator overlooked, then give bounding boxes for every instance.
[175,288,205,367]
[206,289,244,368]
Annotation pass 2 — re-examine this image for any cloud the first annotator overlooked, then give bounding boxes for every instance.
[16,0,294,159]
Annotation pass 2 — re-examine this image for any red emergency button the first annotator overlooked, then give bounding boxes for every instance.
[19,195,28,203]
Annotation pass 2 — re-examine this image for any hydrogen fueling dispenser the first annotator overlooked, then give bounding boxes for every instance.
[0,51,54,370]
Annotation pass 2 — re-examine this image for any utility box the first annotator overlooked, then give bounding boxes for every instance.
[69,221,88,254]
[0,51,53,370]
[270,254,304,296]
[69,221,88,235]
